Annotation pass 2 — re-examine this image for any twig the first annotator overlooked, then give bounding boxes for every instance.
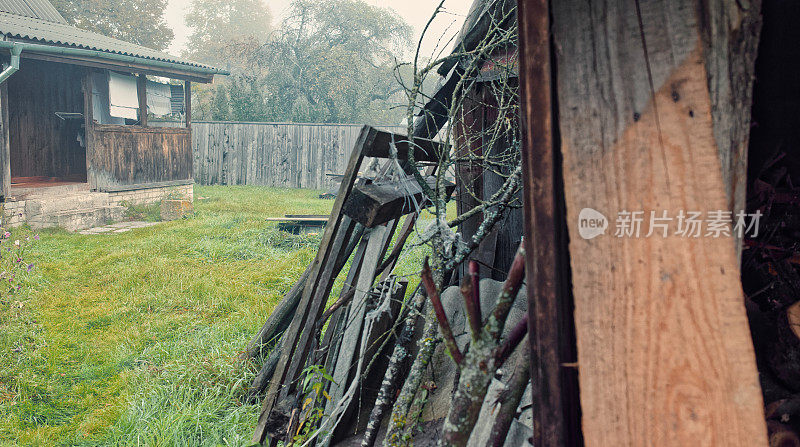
[422,258,463,365]
[466,260,482,337]
[486,245,526,342]
[489,348,530,447]
[494,313,528,366]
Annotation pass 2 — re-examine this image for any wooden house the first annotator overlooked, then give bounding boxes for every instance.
[0,0,226,230]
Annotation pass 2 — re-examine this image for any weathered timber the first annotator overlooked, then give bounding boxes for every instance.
[517,0,580,445]
[360,127,445,162]
[325,222,397,423]
[261,216,359,440]
[343,176,456,228]
[322,277,406,446]
[8,59,86,180]
[136,74,147,127]
[89,125,191,191]
[188,122,404,189]
[184,81,191,129]
[551,0,766,445]
[253,126,371,445]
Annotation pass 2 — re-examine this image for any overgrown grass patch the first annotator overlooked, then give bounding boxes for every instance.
[0,185,444,446]
[0,186,335,446]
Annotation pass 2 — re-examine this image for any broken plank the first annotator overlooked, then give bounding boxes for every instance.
[343,176,456,228]
[244,223,364,361]
[360,126,446,163]
[252,125,371,445]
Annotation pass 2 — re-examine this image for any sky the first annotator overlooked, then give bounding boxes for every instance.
[164,0,474,59]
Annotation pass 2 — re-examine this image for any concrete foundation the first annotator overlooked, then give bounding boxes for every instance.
[2,183,193,231]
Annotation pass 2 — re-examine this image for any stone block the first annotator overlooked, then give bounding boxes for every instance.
[160,199,193,221]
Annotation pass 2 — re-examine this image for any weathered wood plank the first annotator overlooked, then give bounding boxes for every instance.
[8,59,86,181]
[551,0,766,445]
[90,125,192,190]
[185,123,405,189]
[252,126,372,444]
[342,176,455,228]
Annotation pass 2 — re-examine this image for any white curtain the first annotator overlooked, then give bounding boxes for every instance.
[108,72,139,120]
[146,80,173,116]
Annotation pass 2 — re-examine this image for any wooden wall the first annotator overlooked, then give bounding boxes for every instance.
[182,122,404,190]
[454,80,523,281]
[89,125,191,190]
[8,59,86,180]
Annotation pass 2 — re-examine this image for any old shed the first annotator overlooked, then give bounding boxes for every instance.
[0,0,226,230]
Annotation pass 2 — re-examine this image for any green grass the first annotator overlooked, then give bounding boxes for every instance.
[0,185,441,446]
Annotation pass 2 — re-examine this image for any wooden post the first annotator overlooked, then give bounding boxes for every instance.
[137,74,147,127]
[517,0,581,445]
[82,70,95,190]
[184,80,191,129]
[0,81,9,201]
[548,0,767,445]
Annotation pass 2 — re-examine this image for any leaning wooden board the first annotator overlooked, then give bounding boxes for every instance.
[551,0,766,446]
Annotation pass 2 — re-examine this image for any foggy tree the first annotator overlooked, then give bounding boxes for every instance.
[51,0,173,50]
[184,0,272,68]
[256,0,414,124]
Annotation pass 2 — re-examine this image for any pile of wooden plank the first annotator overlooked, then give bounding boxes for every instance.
[243,125,450,446]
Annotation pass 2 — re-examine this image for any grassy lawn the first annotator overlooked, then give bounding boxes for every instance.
[0,185,432,446]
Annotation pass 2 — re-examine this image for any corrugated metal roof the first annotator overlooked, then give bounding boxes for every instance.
[0,11,216,71]
[0,0,65,23]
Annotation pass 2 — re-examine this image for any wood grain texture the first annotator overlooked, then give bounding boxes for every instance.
[88,125,191,190]
[8,59,86,180]
[188,122,404,190]
[551,0,766,445]
[252,126,371,444]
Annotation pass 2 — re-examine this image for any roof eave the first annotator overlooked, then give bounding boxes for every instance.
[1,38,229,82]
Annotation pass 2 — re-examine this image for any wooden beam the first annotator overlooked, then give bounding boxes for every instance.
[137,74,147,127]
[517,0,580,446]
[253,126,372,445]
[361,126,445,162]
[82,70,96,190]
[550,0,766,445]
[0,81,9,201]
[184,81,191,129]
[342,176,455,228]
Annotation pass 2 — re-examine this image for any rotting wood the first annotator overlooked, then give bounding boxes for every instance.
[550,0,767,445]
[360,127,445,162]
[317,230,372,367]
[324,277,407,445]
[516,0,579,443]
[137,74,147,127]
[343,176,455,228]
[253,125,371,445]
[260,215,359,441]
[327,222,396,412]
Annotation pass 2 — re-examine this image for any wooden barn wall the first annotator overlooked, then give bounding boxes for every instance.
[180,122,405,190]
[454,81,523,281]
[89,125,191,190]
[8,59,86,179]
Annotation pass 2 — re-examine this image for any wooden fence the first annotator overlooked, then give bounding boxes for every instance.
[154,121,405,190]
